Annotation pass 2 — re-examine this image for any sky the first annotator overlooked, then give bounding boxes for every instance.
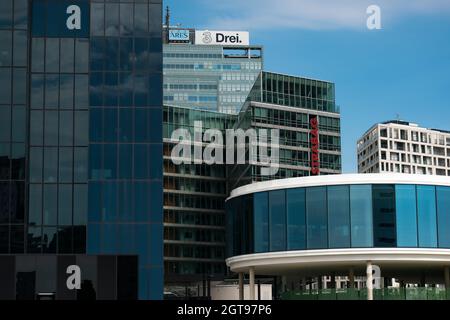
[164,0,450,173]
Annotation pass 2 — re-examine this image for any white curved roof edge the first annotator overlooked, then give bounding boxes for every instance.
[226,248,450,273]
[227,173,450,201]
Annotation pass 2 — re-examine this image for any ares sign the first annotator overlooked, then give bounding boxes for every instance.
[195,30,249,46]
[32,0,89,38]
[310,116,320,175]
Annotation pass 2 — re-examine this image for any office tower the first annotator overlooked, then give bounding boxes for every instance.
[163,26,263,114]
[0,0,163,300]
[358,120,450,176]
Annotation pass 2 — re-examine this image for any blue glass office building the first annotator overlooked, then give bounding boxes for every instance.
[0,0,163,300]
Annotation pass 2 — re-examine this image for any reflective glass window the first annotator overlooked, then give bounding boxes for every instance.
[45,39,59,73]
[437,187,450,248]
[0,31,12,66]
[327,185,350,248]
[372,185,396,247]
[59,111,73,146]
[31,38,44,72]
[60,75,74,109]
[43,184,57,225]
[74,147,88,183]
[253,192,269,253]
[43,147,57,183]
[59,147,73,183]
[31,74,44,108]
[58,185,73,226]
[74,184,87,225]
[417,185,438,247]
[350,185,373,247]
[75,75,89,109]
[269,190,286,251]
[13,68,26,105]
[395,185,418,247]
[0,68,11,104]
[306,187,327,249]
[286,188,306,250]
[75,39,89,73]
[13,31,27,66]
[29,147,43,183]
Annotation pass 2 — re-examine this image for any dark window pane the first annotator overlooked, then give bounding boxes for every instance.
[119,38,133,71]
[74,147,88,183]
[395,185,418,247]
[10,225,24,253]
[58,227,72,253]
[45,74,59,109]
[0,30,12,66]
[30,110,43,145]
[13,68,26,105]
[88,182,101,222]
[105,38,119,71]
[105,3,119,36]
[29,147,42,183]
[0,0,13,29]
[134,144,147,179]
[103,108,117,142]
[59,147,73,183]
[43,185,57,225]
[42,227,57,253]
[59,111,73,146]
[119,108,132,142]
[11,143,25,180]
[75,39,89,73]
[417,185,437,248]
[0,68,11,104]
[31,38,44,72]
[0,182,9,223]
[328,185,351,248]
[10,181,25,222]
[14,0,28,29]
[350,185,373,247]
[44,111,58,145]
[91,3,104,36]
[89,144,102,180]
[285,188,306,250]
[31,74,44,108]
[60,75,74,109]
[104,144,117,180]
[45,39,59,73]
[269,190,286,252]
[43,147,57,183]
[253,192,269,253]
[58,185,73,226]
[119,73,132,106]
[0,106,11,141]
[74,111,88,146]
[372,185,396,247]
[120,4,133,36]
[104,72,118,106]
[90,37,104,71]
[0,226,8,252]
[29,184,42,225]
[75,75,89,109]
[134,4,148,35]
[12,105,26,142]
[27,226,42,253]
[118,144,132,179]
[13,31,27,66]
[74,184,87,225]
[306,187,327,249]
[90,108,102,142]
[60,39,74,73]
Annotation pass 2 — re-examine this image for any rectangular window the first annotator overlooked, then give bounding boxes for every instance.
[417,186,437,247]
[253,192,269,253]
[372,185,396,247]
[327,185,350,248]
[437,187,450,248]
[286,188,306,250]
[269,190,286,251]
[395,185,418,247]
[306,187,327,249]
[350,185,373,247]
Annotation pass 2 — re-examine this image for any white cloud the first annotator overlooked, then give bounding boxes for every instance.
[197,0,450,30]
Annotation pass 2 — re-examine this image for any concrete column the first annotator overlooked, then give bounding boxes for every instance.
[249,267,256,300]
[445,267,450,289]
[366,261,374,301]
[238,273,244,301]
[349,268,355,289]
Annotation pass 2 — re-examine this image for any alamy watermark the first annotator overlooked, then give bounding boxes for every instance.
[367,5,382,30]
[170,121,280,176]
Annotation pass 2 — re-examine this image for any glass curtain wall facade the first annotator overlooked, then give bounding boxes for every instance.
[228,72,342,190]
[163,105,235,285]
[87,0,163,300]
[227,184,450,257]
[0,0,163,300]
[0,0,27,254]
[163,44,263,114]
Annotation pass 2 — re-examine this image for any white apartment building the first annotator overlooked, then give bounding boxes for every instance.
[358,120,450,176]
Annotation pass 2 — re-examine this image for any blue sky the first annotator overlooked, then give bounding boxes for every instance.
[164,0,450,173]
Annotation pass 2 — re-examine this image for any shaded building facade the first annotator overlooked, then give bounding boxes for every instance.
[0,0,163,300]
